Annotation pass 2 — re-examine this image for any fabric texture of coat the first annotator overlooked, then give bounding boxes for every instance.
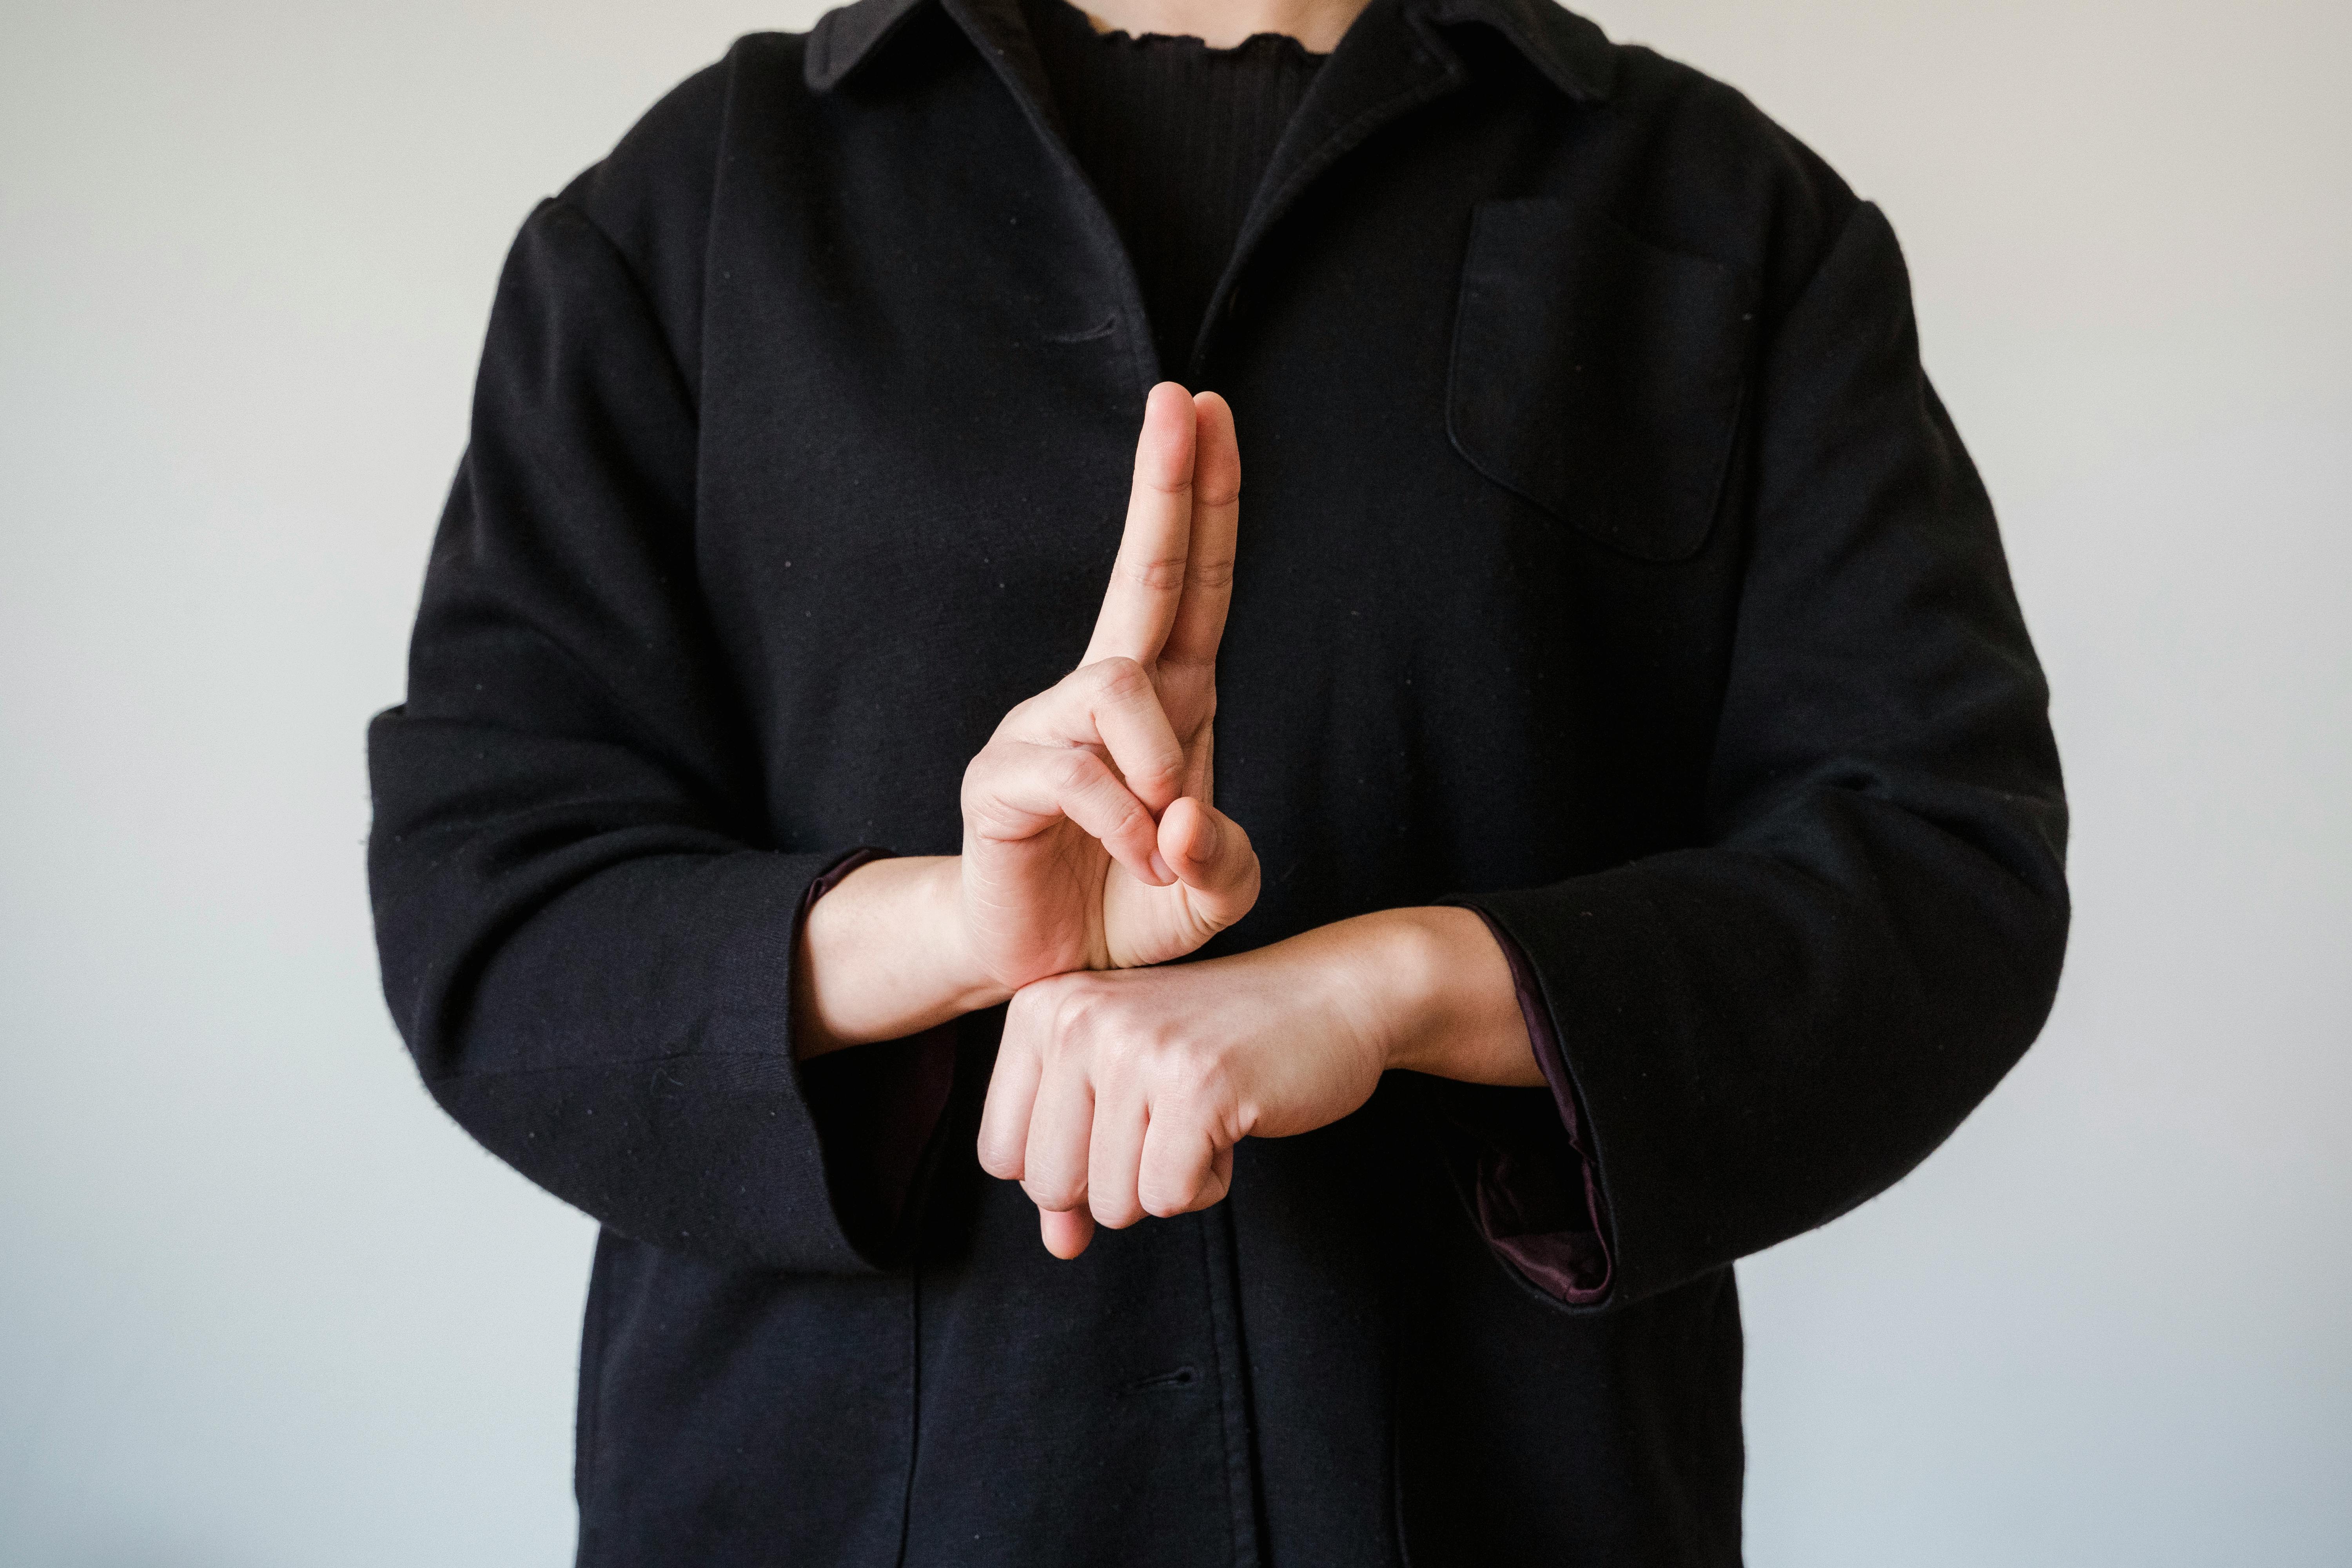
[366,0,2070,1559]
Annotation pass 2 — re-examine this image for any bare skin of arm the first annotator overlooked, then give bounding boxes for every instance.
[792,384,1539,1260]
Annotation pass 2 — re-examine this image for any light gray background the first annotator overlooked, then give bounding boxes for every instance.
[3,0,2345,1562]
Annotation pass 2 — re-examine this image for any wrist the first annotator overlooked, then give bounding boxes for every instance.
[1291,907,1443,1077]
[797,855,1011,1055]
[1325,906,1540,1087]
[924,854,1017,1015]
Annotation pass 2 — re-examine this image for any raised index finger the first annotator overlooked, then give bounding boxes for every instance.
[1161,390,1240,670]
[1083,381,1198,667]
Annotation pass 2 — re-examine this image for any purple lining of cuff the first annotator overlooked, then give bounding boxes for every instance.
[1465,907,1613,1306]
[805,845,892,906]
[795,848,958,1247]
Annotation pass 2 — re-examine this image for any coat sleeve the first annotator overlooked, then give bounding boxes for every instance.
[1458,200,2070,1309]
[367,194,901,1273]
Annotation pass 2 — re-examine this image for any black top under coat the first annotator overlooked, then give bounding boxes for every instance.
[1024,0,1327,376]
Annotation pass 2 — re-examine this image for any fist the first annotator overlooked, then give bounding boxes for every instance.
[976,933,1401,1259]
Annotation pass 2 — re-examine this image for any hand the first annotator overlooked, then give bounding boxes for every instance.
[791,383,1262,1058]
[977,907,1544,1258]
[957,381,1261,991]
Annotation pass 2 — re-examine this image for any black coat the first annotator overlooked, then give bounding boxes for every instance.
[366,0,2069,1559]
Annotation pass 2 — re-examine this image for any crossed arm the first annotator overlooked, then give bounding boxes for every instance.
[791,383,1541,1259]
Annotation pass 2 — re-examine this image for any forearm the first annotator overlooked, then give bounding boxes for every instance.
[1324,906,1546,1089]
[793,855,1012,1058]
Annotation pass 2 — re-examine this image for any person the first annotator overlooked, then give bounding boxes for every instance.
[366,0,2069,1558]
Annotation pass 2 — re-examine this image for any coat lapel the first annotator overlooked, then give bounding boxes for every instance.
[1188,0,1466,371]
[939,0,1167,392]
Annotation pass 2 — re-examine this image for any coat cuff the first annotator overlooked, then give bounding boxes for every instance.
[1446,905,1613,1305]
[792,849,959,1261]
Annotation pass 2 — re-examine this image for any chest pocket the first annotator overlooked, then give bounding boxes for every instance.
[1446,198,1755,563]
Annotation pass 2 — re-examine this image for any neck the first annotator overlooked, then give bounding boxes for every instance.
[1076,0,1371,51]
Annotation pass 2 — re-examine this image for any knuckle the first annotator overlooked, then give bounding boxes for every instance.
[1134,452,1192,495]
[1047,747,1104,795]
[1136,737,1186,778]
[963,740,1039,811]
[1087,656,1151,702]
[960,742,1000,791]
[963,790,1026,840]
[1045,977,1112,1045]
[993,694,1054,744]
[1024,1174,1085,1211]
[958,756,998,816]
[1128,1040,1196,1105]
[1129,767,1182,807]
[1138,1182,1192,1220]
[1004,983,1049,1030]
[1117,552,1190,589]
[1099,797,1152,847]
[1169,1050,1237,1111]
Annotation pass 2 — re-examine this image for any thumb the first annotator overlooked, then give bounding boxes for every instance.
[1159,797,1260,935]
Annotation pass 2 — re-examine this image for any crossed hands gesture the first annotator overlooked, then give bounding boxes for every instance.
[796,385,1539,1260]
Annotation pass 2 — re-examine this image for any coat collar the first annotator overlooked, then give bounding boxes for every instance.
[802,0,1616,103]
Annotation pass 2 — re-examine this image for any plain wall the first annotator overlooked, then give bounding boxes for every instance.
[2,0,2344,1561]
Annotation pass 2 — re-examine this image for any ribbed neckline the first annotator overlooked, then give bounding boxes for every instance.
[1042,0,1330,63]
[1027,0,1328,377]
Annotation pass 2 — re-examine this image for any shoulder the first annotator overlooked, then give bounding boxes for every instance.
[1581,31,1866,305]
[556,34,806,271]
[512,33,815,387]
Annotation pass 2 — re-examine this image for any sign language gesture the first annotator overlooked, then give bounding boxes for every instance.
[957,383,1261,991]
[791,382,1535,1265]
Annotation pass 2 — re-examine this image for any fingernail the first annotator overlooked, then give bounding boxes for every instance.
[1149,852,1175,884]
